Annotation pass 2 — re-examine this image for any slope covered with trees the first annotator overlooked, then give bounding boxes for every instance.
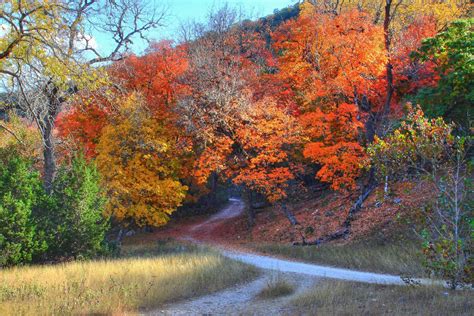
[1,0,472,288]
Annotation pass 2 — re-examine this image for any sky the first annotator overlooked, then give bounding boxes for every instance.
[93,0,295,56]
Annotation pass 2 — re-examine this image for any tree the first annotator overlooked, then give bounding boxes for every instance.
[411,19,473,131]
[368,105,473,288]
[95,94,188,227]
[37,155,110,260]
[0,152,46,266]
[193,95,302,225]
[232,99,302,204]
[0,0,164,192]
[273,7,386,189]
[301,103,365,191]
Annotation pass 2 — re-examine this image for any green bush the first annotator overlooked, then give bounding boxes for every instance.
[0,154,46,267]
[37,156,110,260]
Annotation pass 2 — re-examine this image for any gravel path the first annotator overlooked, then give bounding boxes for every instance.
[150,198,445,315]
[154,272,316,316]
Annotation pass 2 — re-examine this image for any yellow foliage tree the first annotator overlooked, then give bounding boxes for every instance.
[303,0,470,30]
[1,0,163,192]
[96,94,188,227]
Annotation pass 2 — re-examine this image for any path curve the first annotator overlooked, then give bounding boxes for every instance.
[185,198,444,287]
[153,198,447,315]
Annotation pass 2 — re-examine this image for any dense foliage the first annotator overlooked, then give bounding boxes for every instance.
[369,106,473,287]
[36,156,110,261]
[0,151,45,266]
[96,94,188,227]
[0,148,110,266]
[0,0,472,282]
[411,18,473,131]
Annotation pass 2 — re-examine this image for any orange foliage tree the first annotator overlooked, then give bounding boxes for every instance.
[191,94,302,225]
[57,40,190,159]
[273,6,387,190]
[193,95,302,203]
[197,98,301,203]
[301,103,364,190]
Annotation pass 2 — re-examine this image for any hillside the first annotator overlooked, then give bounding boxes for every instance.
[0,0,472,314]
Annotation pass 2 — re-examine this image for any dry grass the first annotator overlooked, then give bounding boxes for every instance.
[257,276,295,300]
[290,279,473,315]
[0,240,258,315]
[253,239,426,277]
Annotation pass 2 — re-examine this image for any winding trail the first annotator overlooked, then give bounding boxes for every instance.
[185,198,440,285]
[152,198,445,315]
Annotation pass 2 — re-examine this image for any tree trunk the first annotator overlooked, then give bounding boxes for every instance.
[365,111,377,143]
[343,170,377,228]
[41,83,62,194]
[280,202,298,226]
[245,190,256,227]
[381,0,394,133]
[207,172,218,208]
[42,121,56,194]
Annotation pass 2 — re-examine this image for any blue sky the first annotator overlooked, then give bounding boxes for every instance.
[93,0,295,56]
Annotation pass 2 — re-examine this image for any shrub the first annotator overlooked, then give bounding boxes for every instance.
[368,105,473,288]
[0,153,46,267]
[257,276,295,299]
[37,156,110,260]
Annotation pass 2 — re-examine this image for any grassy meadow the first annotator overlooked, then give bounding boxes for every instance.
[291,279,473,315]
[0,240,258,315]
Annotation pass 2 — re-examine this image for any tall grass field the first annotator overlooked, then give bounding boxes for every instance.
[291,280,473,315]
[0,241,258,315]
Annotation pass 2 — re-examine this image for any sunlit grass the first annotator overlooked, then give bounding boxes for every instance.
[291,280,473,315]
[252,239,426,277]
[0,241,258,315]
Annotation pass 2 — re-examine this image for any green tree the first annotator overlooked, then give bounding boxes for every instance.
[411,19,473,131]
[0,151,46,266]
[37,156,110,260]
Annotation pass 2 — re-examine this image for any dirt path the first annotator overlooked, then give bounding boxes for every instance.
[154,272,316,316]
[181,199,439,285]
[151,198,444,315]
